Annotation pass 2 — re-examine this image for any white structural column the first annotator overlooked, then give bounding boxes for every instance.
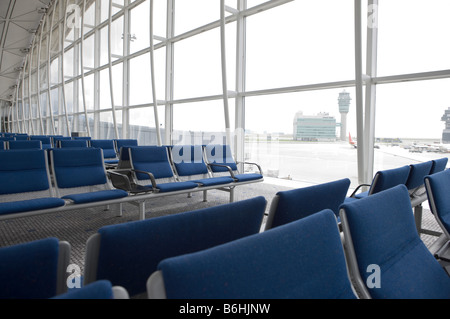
[108,0,119,139]
[36,27,45,134]
[47,7,57,135]
[354,0,366,185]
[61,0,72,136]
[80,0,91,136]
[149,0,162,146]
[164,0,175,146]
[234,0,246,167]
[363,0,379,184]
[20,56,27,133]
[27,44,35,135]
[220,0,232,146]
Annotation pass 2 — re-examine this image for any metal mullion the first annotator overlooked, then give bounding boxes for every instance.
[21,57,27,134]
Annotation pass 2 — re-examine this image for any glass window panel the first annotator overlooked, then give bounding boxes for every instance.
[153,0,166,40]
[83,34,95,69]
[175,0,219,35]
[173,29,222,99]
[246,1,354,91]
[83,0,95,31]
[245,88,358,186]
[50,87,59,115]
[64,47,74,78]
[377,0,450,76]
[111,15,124,59]
[100,26,108,66]
[99,68,111,109]
[129,106,165,145]
[100,0,110,24]
[112,63,123,106]
[99,111,116,139]
[83,73,95,111]
[130,0,149,54]
[50,57,60,85]
[173,100,229,145]
[129,53,152,105]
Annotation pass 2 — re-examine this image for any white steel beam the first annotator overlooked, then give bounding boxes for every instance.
[108,0,119,139]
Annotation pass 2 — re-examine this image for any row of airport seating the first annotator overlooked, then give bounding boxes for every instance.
[2,168,450,299]
[0,144,263,221]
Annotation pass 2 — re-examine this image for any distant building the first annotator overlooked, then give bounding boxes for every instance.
[293,111,336,141]
[338,91,351,141]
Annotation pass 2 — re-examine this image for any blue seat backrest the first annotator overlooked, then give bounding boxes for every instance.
[129,146,174,180]
[341,185,450,299]
[91,140,117,158]
[115,139,138,153]
[157,209,356,299]
[204,144,238,172]
[0,237,60,299]
[430,157,448,174]
[369,165,410,195]
[94,196,267,296]
[59,139,88,148]
[269,178,350,228]
[0,149,50,194]
[425,169,450,235]
[171,145,208,176]
[405,161,433,190]
[8,140,42,150]
[51,148,107,188]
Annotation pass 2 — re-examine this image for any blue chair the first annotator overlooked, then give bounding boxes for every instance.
[7,140,42,150]
[0,149,66,217]
[0,237,70,299]
[170,145,235,201]
[83,196,267,298]
[128,146,199,193]
[147,209,357,299]
[264,178,350,230]
[346,165,411,201]
[90,139,119,167]
[430,157,448,175]
[50,148,128,208]
[425,169,450,261]
[52,280,129,299]
[340,185,450,299]
[204,144,263,183]
[29,135,53,149]
[114,139,138,157]
[405,161,433,196]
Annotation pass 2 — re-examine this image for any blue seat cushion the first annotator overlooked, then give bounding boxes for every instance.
[0,197,66,215]
[62,189,128,204]
[234,173,263,182]
[155,181,198,193]
[190,176,234,187]
[354,190,369,199]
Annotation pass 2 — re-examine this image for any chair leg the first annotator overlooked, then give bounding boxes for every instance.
[117,203,123,217]
[139,201,146,220]
[203,190,208,202]
[229,188,234,202]
[187,192,192,198]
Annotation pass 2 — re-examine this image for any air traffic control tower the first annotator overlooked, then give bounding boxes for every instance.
[338,90,351,141]
[441,107,450,143]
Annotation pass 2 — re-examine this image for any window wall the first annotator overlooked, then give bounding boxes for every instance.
[7,0,450,187]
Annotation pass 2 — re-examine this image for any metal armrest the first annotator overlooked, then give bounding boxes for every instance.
[207,163,236,179]
[349,183,371,198]
[236,161,263,175]
[130,169,158,190]
[108,169,157,193]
